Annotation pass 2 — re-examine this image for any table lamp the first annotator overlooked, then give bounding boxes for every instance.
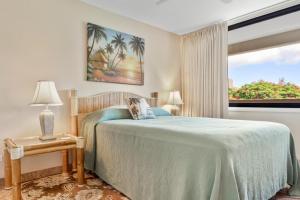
[167,91,183,115]
[30,81,63,140]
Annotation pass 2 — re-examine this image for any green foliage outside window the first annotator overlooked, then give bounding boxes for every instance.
[229,80,300,100]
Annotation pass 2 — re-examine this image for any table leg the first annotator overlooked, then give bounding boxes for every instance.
[76,147,85,185]
[62,150,69,174]
[11,158,21,200]
[4,148,12,189]
[72,149,77,172]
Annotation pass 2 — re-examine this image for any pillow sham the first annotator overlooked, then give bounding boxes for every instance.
[151,107,171,116]
[127,98,156,120]
[82,107,132,125]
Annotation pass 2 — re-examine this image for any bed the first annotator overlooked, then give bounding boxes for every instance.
[69,90,300,200]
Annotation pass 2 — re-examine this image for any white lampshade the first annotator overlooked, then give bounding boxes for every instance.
[167,91,183,105]
[31,81,63,106]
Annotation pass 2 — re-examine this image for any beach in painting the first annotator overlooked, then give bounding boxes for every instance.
[87,23,144,85]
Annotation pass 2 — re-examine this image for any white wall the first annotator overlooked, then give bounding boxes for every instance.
[228,11,300,157]
[0,0,180,178]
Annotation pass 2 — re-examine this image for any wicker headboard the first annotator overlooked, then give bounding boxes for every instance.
[68,89,158,136]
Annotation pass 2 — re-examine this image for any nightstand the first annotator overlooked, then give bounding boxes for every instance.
[3,134,85,200]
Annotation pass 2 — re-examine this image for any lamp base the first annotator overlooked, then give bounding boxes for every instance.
[39,135,57,141]
[39,108,55,141]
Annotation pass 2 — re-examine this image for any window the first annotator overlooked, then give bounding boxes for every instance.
[228,42,300,108]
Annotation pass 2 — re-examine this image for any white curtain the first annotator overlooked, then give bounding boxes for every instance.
[181,22,228,118]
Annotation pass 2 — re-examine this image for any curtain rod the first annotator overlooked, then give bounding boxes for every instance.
[228,3,300,31]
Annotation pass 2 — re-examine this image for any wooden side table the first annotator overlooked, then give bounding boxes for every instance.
[3,134,85,200]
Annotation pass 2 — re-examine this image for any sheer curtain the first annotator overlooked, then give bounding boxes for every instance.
[181,22,228,118]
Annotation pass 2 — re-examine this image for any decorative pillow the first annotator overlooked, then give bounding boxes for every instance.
[127,98,156,120]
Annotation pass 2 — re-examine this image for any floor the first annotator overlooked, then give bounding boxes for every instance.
[0,172,298,200]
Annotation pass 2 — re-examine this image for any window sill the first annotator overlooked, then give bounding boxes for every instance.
[228,107,300,113]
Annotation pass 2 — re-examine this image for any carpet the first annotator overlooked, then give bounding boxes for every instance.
[0,172,299,200]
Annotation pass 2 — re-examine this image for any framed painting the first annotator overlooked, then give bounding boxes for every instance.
[87,23,145,85]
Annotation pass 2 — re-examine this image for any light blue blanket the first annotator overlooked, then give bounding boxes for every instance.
[81,109,300,200]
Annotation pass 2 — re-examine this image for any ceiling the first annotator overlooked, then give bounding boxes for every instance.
[81,0,297,34]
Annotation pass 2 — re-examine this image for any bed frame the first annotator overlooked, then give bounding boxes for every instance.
[69,89,158,136]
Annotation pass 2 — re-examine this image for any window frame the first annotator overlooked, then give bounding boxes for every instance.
[229,100,300,108]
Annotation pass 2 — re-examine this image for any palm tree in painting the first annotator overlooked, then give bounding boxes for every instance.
[118,51,126,60]
[129,36,145,81]
[87,23,107,59]
[105,43,114,68]
[105,43,114,54]
[113,51,127,69]
[111,33,127,68]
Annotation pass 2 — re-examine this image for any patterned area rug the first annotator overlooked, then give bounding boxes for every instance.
[0,172,299,200]
[0,172,128,200]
